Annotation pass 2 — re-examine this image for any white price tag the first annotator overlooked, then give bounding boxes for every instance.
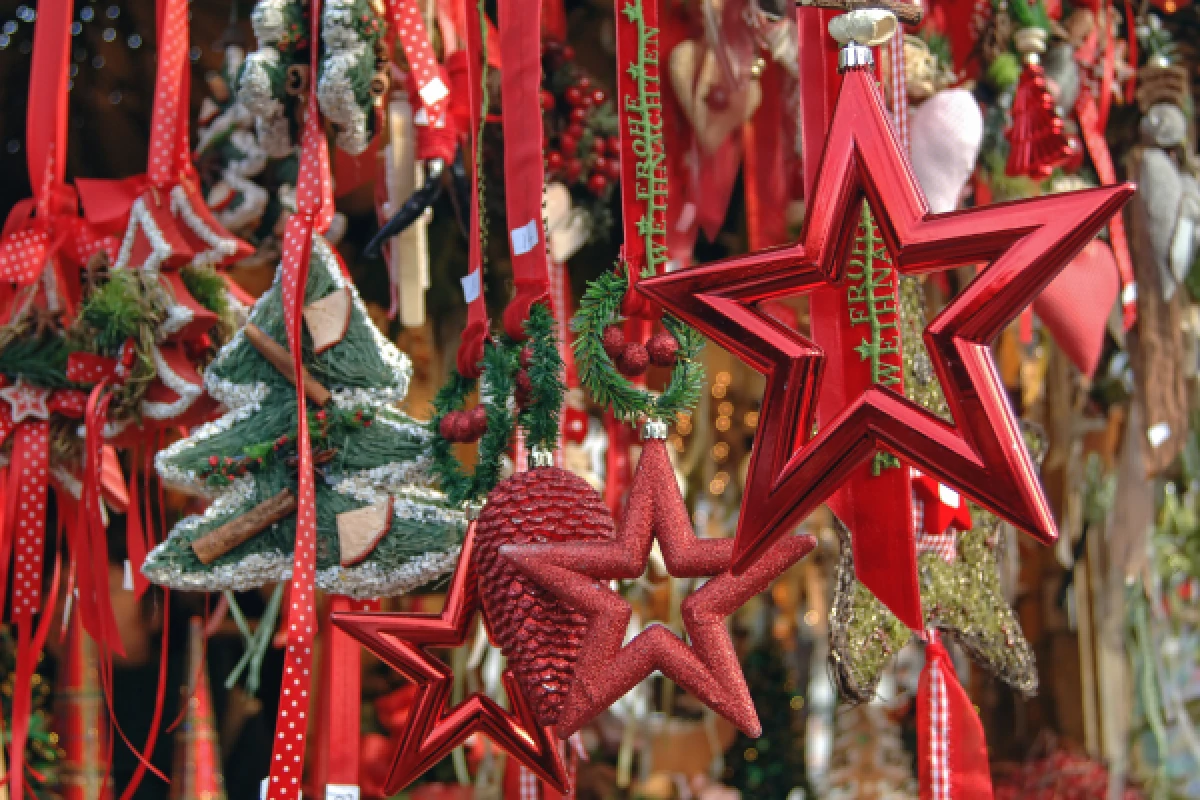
[419,76,449,108]
[461,271,482,304]
[326,784,361,800]
[510,219,540,256]
[123,560,134,591]
[260,778,269,800]
[937,484,961,508]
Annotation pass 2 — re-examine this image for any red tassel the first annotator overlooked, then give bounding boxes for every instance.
[1005,62,1072,180]
[918,639,994,800]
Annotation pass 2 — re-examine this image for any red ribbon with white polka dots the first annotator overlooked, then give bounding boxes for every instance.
[266,0,335,796]
[388,0,451,117]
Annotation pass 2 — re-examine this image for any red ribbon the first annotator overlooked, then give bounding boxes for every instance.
[389,0,451,122]
[498,0,551,340]
[266,0,335,794]
[797,8,921,629]
[918,637,994,800]
[456,0,490,377]
[616,0,666,320]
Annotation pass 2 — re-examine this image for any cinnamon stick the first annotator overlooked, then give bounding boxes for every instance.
[796,0,923,26]
[244,323,333,406]
[191,488,298,564]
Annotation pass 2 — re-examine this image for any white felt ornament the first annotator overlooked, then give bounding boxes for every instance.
[908,88,983,214]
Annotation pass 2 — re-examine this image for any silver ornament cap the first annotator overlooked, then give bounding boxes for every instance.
[642,418,669,441]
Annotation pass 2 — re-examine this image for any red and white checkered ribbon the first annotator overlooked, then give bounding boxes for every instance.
[926,643,950,800]
[912,492,957,564]
[388,0,450,113]
[266,0,335,796]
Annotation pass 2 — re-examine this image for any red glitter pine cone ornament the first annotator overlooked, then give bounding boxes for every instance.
[473,466,617,726]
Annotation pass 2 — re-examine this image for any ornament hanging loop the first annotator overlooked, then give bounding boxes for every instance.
[642,418,668,441]
[528,446,554,469]
[828,9,898,72]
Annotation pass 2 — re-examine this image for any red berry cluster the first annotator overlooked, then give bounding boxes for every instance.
[542,41,620,196]
[602,326,679,378]
[204,453,262,484]
[440,406,489,443]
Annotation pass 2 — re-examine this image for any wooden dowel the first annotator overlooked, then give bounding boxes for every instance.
[244,323,333,406]
[796,0,924,26]
[192,488,298,564]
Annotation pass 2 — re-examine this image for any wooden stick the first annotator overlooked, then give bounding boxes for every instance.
[796,0,923,26]
[244,323,333,407]
[192,488,298,564]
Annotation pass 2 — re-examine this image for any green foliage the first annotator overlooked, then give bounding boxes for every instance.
[0,334,72,389]
[78,269,157,355]
[1007,0,1050,31]
[519,302,566,452]
[572,269,705,423]
[427,340,517,507]
[986,52,1021,92]
[181,264,231,324]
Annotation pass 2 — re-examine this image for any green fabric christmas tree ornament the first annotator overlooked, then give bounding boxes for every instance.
[142,236,465,597]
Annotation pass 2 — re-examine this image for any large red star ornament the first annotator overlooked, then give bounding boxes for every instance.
[499,435,816,739]
[637,68,1132,614]
[331,525,569,795]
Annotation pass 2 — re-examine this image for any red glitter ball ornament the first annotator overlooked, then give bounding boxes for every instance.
[646,331,679,367]
[467,405,489,440]
[439,412,461,442]
[474,467,617,727]
[449,411,474,443]
[616,342,649,376]
[601,326,625,360]
[514,369,533,407]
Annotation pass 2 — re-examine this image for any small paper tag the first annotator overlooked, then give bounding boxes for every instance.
[123,560,134,591]
[414,106,430,126]
[326,785,361,800]
[937,484,961,508]
[1147,422,1171,448]
[1121,282,1138,306]
[510,219,540,256]
[675,202,697,233]
[460,271,482,304]
[261,778,270,800]
[419,76,449,108]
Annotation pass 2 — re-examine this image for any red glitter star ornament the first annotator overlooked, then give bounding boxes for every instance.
[332,525,569,795]
[637,68,1132,620]
[499,433,817,739]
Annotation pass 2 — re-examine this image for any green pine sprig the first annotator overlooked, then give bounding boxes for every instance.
[519,302,566,453]
[0,335,72,390]
[428,339,518,506]
[572,268,705,422]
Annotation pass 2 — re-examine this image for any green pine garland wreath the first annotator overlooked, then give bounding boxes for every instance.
[573,269,704,423]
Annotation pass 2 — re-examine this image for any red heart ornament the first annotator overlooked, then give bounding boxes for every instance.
[1033,238,1119,377]
[474,466,616,727]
